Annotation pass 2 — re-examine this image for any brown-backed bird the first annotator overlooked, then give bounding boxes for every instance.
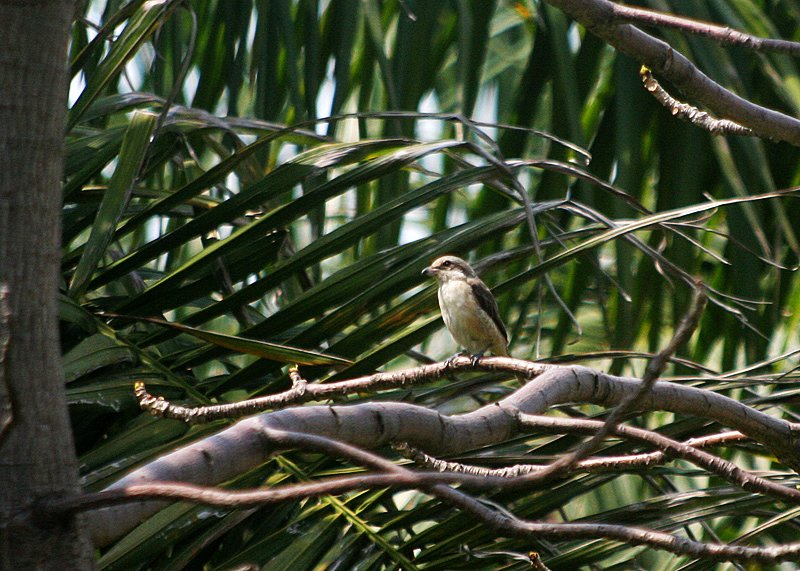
[422,255,508,360]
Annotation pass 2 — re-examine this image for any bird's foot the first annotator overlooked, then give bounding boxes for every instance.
[444,351,470,369]
[469,351,486,367]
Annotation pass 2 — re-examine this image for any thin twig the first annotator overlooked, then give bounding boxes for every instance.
[613,2,800,57]
[398,429,747,476]
[433,484,800,563]
[515,415,793,501]
[522,284,707,480]
[134,360,554,422]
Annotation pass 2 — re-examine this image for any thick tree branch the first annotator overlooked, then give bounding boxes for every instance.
[43,427,800,564]
[543,0,800,146]
[49,422,781,513]
[89,357,800,546]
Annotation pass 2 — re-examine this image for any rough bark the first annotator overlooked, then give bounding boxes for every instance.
[0,1,94,568]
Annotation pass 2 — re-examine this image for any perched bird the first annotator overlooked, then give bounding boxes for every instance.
[422,255,509,361]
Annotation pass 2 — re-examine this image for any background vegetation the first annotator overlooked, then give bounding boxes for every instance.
[63,0,800,568]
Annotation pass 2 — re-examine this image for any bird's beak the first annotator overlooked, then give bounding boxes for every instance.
[422,266,434,277]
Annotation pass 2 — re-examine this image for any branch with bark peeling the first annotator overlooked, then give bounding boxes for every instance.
[640,66,755,137]
[134,360,553,422]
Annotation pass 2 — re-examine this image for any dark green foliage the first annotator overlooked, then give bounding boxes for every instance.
[64,1,800,568]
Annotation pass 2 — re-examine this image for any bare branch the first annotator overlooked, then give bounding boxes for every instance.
[43,476,433,513]
[524,285,707,480]
[515,415,795,502]
[40,468,800,564]
[613,3,800,57]
[57,420,779,518]
[399,429,747,476]
[134,360,553,422]
[641,67,755,137]
[40,426,800,564]
[398,411,794,504]
[543,0,800,146]
[94,357,800,546]
[435,485,800,563]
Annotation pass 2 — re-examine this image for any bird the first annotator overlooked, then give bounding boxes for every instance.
[422,255,509,363]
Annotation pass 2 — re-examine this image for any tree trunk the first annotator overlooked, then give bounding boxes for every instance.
[0,1,94,568]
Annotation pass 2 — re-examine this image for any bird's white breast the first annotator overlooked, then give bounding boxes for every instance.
[438,280,504,354]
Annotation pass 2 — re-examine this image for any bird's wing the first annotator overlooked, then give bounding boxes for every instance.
[470,280,508,342]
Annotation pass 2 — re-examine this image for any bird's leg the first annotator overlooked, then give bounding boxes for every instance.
[470,349,487,367]
[444,350,470,369]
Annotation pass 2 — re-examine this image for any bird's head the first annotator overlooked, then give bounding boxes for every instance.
[422,255,478,283]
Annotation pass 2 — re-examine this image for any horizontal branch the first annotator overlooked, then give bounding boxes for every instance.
[400,428,748,476]
[514,414,796,501]
[42,426,800,565]
[88,358,800,546]
[43,474,800,563]
[135,360,553,422]
[612,2,800,57]
[436,485,800,563]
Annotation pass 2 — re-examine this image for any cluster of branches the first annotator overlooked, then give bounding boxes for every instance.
[543,0,800,145]
[35,289,800,565]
